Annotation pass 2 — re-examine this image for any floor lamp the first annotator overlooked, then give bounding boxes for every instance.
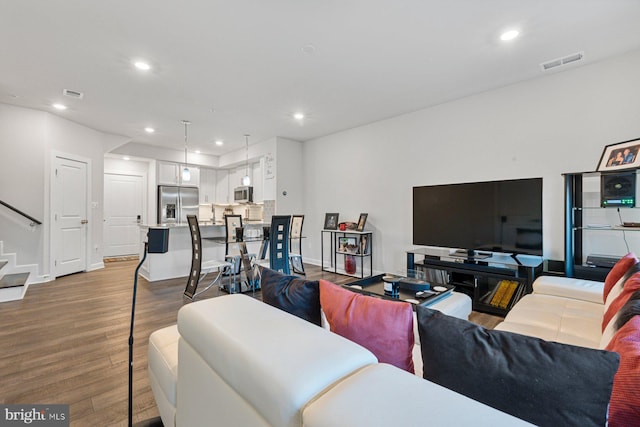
[129,227,170,427]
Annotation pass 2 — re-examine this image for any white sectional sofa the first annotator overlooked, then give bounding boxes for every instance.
[495,275,605,348]
[148,294,529,427]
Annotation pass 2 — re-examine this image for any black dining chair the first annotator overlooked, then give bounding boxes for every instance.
[289,214,305,275]
[224,214,244,275]
[267,215,292,274]
[184,215,233,300]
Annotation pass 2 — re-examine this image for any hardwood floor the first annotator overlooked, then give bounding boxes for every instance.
[0,260,502,426]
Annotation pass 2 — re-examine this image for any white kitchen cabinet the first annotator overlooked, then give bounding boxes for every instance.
[215,169,230,204]
[158,161,200,187]
[180,164,200,187]
[199,167,217,204]
[229,167,246,189]
[158,161,179,185]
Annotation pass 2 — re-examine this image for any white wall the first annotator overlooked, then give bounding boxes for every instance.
[302,49,640,275]
[0,104,46,269]
[0,103,124,278]
[111,142,220,168]
[275,138,304,215]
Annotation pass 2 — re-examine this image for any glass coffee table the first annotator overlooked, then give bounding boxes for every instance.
[343,272,455,309]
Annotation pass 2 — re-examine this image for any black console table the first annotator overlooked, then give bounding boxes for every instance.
[406,248,543,316]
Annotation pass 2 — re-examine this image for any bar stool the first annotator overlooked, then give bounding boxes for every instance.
[257,215,292,275]
[183,215,232,300]
[224,214,243,279]
[289,214,305,276]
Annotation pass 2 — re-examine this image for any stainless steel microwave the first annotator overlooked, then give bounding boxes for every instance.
[234,186,253,203]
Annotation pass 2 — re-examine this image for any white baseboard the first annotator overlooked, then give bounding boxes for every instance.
[87,262,105,272]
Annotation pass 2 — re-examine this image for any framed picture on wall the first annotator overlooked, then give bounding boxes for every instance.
[356,213,368,231]
[324,213,339,230]
[597,138,640,172]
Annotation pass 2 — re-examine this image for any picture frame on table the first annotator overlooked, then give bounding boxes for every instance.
[359,234,370,255]
[324,213,339,230]
[597,138,640,172]
[338,237,358,254]
[356,213,368,232]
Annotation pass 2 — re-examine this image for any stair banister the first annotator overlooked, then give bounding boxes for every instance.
[0,200,42,226]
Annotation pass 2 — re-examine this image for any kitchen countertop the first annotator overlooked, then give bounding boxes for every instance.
[140,220,266,228]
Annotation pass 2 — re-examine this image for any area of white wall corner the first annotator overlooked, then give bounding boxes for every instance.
[110,142,221,168]
[301,49,640,275]
[0,103,123,278]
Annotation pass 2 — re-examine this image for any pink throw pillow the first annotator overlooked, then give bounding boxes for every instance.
[604,253,638,303]
[603,273,640,331]
[605,316,640,426]
[319,279,415,373]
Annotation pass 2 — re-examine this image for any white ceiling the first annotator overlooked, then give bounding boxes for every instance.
[2,0,640,155]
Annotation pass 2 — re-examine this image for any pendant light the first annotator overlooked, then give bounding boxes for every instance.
[242,134,251,186]
[182,120,191,182]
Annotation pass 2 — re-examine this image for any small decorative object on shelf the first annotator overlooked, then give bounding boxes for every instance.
[344,254,357,274]
[596,137,640,172]
[324,213,339,230]
[356,213,368,231]
[339,237,358,253]
[339,221,357,231]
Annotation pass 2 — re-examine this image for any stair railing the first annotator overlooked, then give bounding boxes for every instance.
[0,200,42,227]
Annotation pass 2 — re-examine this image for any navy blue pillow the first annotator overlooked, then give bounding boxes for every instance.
[259,266,321,326]
[416,305,619,427]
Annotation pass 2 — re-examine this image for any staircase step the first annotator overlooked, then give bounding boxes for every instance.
[0,272,29,289]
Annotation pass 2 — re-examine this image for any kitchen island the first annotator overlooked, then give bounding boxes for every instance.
[138,221,266,282]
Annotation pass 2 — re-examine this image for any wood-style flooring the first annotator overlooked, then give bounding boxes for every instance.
[0,260,502,426]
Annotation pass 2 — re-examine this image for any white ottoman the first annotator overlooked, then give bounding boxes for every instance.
[427,291,472,319]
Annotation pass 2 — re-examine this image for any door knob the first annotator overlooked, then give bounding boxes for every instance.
[81,219,88,224]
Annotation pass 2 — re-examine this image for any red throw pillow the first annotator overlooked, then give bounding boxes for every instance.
[604,253,638,303]
[603,273,640,331]
[605,316,640,426]
[319,279,415,373]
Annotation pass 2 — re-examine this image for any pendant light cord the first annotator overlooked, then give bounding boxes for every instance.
[245,134,250,176]
[184,121,190,165]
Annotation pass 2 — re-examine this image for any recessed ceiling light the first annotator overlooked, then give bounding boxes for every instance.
[500,30,519,41]
[134,61,151,71]
[195,150,201,154]
[215,140,223,146]
[52,103,67,110]
[123,156,130,161]
[293,112,305,120]
[144,127,155,133]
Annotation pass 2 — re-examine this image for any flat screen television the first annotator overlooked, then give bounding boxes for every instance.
[413,178,543,257]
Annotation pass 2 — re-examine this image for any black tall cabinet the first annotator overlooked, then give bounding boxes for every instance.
[564,170,639,281]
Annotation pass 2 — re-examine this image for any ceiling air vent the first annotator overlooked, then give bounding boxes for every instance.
[63,89,84,99]
[540,51,584,71]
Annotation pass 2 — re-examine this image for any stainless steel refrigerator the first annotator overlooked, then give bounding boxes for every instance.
[157,185,199,224]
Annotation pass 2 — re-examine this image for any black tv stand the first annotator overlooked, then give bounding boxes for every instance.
[450,249,491,261]
[407,248,543,316]
[510,253,523,266]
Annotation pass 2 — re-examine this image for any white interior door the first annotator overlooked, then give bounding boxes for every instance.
[53,156,88,277]
[104,173,144,257]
